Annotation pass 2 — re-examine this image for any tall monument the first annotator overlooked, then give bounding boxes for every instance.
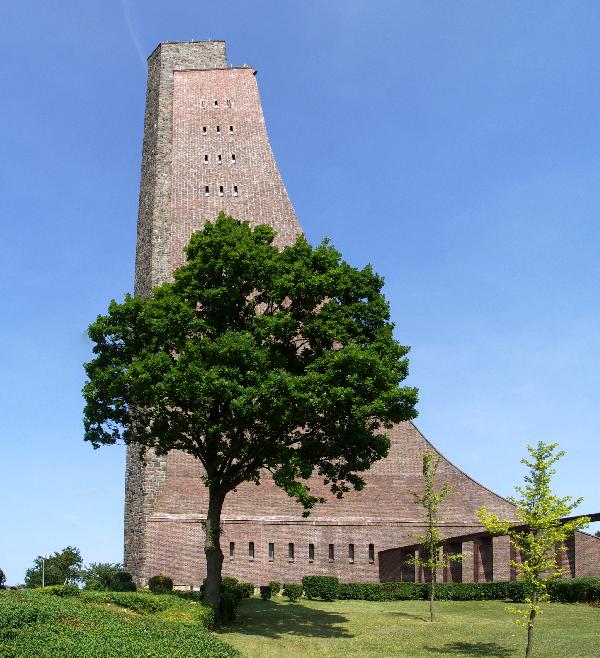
[126,41,600,587]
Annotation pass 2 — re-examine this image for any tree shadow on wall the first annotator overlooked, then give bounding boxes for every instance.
[426,641,513,657]
[220,599,353,639]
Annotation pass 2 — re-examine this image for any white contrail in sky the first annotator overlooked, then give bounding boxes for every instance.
[121,0,146,68]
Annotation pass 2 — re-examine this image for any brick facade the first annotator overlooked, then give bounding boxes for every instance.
[125,41,600,588]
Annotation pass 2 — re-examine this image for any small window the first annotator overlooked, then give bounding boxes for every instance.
[201,100,206,108]
[268,542,274,561]
[226,99,232,107]
[204,185,209,196]
[229,125,234,133]
[329,544,335,562]
[204,154,208,164]
[213,99,218,107]
[249,542,254,559]
[309,543,315,562]
[202,126,207,134]
[231,154,236,164]
[349,544,355,563]
[369,544,375,563]
[229,542,235,558]
[219,185,224,196]
[216,125,221,134]
[288,543,295,560]
[217,154,222,165]
[233,185,238,196]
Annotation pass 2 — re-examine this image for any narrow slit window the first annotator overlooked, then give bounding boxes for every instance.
[204,155,208,164]
[288,543,295,560]
[329,544,335,562]
[268,542,274,561]
[231,154,236,164]
[229,125,234,133]
[217,154,222,165]
[201,100,206,108]
[248,542,254,559]
[202,126,207,135]
[309,543,315,561]
[219,185,224,196]
[233,185,238,196]
[348,544,355,563]
[229,542,235,558]
[213,99,218,107]
[226,99,232,107]
[216,125,221,134]
[369,544,375,563]
[204,185,209,196]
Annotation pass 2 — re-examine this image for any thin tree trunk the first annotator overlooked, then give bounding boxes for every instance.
[203,487,226,609]
[525,590,537,658]
[430,568,436,622]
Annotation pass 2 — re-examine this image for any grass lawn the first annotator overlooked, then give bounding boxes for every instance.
[218,597,600,658]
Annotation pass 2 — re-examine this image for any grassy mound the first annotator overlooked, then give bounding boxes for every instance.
[0,589,241,658]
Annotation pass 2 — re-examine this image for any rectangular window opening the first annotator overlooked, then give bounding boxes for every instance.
[348,544,355,563]
[288,543,295,561]
[231,153,236,164]
[229,542,235,558]
[217,154,222,164]
[268,542,274,561]
[233,185,238,196]
[329,544,335,562]
[204,185,209,196]
[229,125,234,133]
[219,185,224,196]
[308,543,315,562]
[202,126,207,134]
[216,125,221,134]
[369,544,375,563]
[204,155,208,164]
[213,99,218,107]
[248,541,254,560]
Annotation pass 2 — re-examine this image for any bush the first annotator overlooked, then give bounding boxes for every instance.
[282,583,303,602]
[269,580,281,595]
[148,574,174,594]
[546,577,600,603]
[0,568,5,588]
[219,591,239,623]
[218,576,254,600]
[302,576,339,601]
[259,585,272,600]
[109,571,136,592]
[37,584,80,597]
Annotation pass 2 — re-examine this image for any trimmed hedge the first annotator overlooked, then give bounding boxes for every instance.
[335,578,600,603]
[36,585,80,598]
[259,585,272,600]
[282,584,303,602]
[148,574,173,594]
[269,581,281,595]
[302,576,339,601]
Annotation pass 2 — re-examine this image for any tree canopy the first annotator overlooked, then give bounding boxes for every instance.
[83,214,418,605]
[24,546,83,588]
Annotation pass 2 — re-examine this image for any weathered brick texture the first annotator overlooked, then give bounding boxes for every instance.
[126,40,600,587]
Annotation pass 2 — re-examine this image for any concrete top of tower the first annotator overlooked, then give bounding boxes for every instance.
[147,40,230,69]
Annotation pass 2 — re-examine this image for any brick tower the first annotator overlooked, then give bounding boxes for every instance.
[126,41,600,587]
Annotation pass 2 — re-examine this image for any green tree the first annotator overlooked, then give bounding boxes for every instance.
[408,452,465,622]
[0,568,5,588]
[83,215,418,607]
[24,546,83,588]
[595,529,600,539]
[80,562,124,590]
[478,441,589,658]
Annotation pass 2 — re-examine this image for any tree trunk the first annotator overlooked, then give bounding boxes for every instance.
[525,590,537,658]
[203,487,226,609]
[429,567,436,622]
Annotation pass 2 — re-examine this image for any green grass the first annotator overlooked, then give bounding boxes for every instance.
[218,597,600,658]
[0,589,241,657]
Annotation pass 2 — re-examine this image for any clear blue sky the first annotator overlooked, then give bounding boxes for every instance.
[1,1,599,584]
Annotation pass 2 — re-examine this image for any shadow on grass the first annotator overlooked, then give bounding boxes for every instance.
[220,599,353,640]
[385,610,429,622]
[426,642,513,657]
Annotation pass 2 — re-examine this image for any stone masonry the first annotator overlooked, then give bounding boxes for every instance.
[125,41,600,587]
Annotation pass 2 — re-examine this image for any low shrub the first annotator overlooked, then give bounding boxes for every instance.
[219,591,239,623]
[269,580,281,595]
[148,574,173,594]
[302,576,339,601]
[36,584,80,597]
[259,585,272,600]
[236,581,255,599]
[109,571,136,592]
[547,577,600,603]
[282,583,303,602]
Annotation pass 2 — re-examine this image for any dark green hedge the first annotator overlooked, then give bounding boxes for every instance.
[336,578,600,603]
[302,576,339,601]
